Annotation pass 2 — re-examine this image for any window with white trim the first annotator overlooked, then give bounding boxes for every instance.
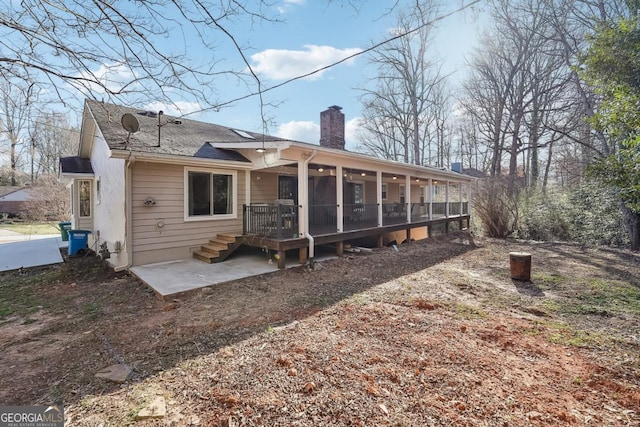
[399,185,406,204]
[382,183,388,200]
[186,169,236,219]
[78,180,92,217]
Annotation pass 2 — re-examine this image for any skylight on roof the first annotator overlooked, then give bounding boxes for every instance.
[231,129,255,139]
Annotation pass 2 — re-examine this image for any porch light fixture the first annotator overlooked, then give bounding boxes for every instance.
[361,172,366,177]
[256,147,266,153]
[318,166,324,172]
[392,176,398,180]
[416,178,420,182]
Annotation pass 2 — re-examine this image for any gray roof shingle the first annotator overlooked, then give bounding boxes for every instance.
[86,99,289,158]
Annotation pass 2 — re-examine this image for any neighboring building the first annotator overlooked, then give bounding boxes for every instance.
[0,187,36,217]
[60,99,473,270]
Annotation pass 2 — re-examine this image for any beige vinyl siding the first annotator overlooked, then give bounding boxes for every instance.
[130,162,245,265]
[250,172,278,203]
[386,183,401,203]
[364,181,377,203]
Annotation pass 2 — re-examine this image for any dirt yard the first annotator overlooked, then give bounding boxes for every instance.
[0,232,638,426]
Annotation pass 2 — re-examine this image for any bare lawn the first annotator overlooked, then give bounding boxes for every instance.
[0,232,638,426]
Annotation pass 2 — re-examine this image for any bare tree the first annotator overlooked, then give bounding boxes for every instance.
[29,113,78,180]
[357,3,449,167]
[0,1,285,110]
[0,78,35,186]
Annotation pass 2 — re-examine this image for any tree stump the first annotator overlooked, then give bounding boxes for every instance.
[509,252,532,281]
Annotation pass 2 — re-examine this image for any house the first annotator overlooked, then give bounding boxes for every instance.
[60,99,473,271]
[0,187,36,218]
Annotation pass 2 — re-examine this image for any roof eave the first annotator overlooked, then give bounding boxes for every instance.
[110,149,255,169]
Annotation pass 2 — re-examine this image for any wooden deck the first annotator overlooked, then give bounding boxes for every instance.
[239,214,471,269]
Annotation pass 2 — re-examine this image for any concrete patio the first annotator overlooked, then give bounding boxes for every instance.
[130,247,337,299]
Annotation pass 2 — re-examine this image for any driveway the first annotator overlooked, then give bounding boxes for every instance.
[0,229,67,272]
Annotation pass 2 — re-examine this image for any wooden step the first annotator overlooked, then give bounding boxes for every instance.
[208,239,231,249]
[193,250,215,263]
[217,234,239,243]
[199,245,221,256]
[192,234,242,264]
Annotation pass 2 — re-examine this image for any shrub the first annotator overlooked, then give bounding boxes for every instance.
[518,189,571,241]
[473,178,519,238]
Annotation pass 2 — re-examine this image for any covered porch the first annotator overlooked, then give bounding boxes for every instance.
[240,162,471,268]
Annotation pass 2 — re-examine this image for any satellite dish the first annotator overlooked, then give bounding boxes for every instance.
[121,113,140,133]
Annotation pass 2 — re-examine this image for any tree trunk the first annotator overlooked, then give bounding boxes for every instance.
[621,202,640,251]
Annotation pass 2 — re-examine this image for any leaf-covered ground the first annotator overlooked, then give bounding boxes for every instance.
[1,232,638,425]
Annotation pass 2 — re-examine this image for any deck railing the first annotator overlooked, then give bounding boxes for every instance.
[410,203,429,222]
[432,202,447,218]
[344,203,378,231]
[382,203,408,225]
[244,200,470,239]
[243,204,299,239]
[309,204,338,235]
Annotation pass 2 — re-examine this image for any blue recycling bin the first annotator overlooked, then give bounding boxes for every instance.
[68,229,91,255]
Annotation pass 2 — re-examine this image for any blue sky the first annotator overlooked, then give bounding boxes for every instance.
[195,0,484,149]
[22,1,484,152]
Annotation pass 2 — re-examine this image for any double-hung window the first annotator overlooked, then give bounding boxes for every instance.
[185,169,236,220]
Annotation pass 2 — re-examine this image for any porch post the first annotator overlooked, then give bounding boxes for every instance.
[376,171,383,226]
[459,182,464,217]
[445,180,450,218]
[337,165,344,232]
[245,170,251,207]
[428,178,433,220]
[405,174,411,223]
[297,159,307,238]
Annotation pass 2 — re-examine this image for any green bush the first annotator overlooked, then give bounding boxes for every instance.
[518,189,571,241]
[567,180,629,247]
[517,181,628,247]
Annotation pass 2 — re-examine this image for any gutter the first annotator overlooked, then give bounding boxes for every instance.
[302,150,317,261]
[114,154,135,272]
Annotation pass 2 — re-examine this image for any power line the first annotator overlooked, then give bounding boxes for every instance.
[183,0,483,119]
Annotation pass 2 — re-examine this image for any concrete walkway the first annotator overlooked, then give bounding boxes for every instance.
[0,230,67,272]
[131,248,336,299]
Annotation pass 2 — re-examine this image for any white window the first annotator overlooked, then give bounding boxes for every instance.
[382,183,388,200]
[419,185,426,204]
[78,180,92,218]
[185,168,237,220]
[95,178,101,205]
[399,185,406,204]
[353,182,364,204]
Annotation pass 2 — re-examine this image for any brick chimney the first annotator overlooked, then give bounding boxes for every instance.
[319,105,345,150]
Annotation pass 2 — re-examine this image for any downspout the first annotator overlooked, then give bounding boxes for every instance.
[302,150,317,261]
[114,154,135,272]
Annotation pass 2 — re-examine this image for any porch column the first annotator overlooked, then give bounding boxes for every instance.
[467,181,472,216]
[337,165,344,232]
[376,171,383,227]
[459,182,464,217]
[428,178,433,220]
[445,180,450,218]
[297,159,307,238]
[405,174,411,223]
[245,170,251,207]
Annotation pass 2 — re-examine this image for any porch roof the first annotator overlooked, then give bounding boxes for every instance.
[59,156,95,176]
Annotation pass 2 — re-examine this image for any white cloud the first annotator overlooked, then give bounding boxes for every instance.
[345,116,362,143]
[277,0,305,14]
[275,116,362,149]
[251,45,362,81]
[143,101,203,117]
[276,120,319,143]
[74,62,137,95]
